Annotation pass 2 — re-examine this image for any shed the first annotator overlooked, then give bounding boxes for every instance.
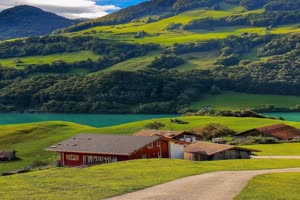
[184,142,259,161]
[237,124,300,140]
[0,150,17,161]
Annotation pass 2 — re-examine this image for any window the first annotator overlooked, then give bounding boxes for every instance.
[142,155,147,159]
[157,141,161,147]
[66,154,79,161]
[147,143,153,149]
[158,152,162,158]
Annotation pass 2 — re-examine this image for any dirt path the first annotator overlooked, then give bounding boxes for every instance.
[106,168,300,200]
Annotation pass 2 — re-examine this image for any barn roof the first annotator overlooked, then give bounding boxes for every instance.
[46,134,160,156]
[134,130,194,139]
[184,142,259,156]
[239,124,300,140]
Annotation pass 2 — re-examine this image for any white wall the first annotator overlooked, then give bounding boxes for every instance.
[169,142,184,159]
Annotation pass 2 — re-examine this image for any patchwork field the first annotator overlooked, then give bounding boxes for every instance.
[1,116,300,173]
[0,51,101,69]
[236,172,300,200]
[190,92,300,111]
[1,159,300,199]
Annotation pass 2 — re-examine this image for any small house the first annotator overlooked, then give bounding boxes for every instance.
[184,142,259,161]
[0,150,17,161]
[134,130,202,143]
[237,124,300,141]
[46,134,186,167]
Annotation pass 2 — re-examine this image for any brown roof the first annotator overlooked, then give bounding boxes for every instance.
[134,130,192,139]
[184,142,258,156]
[46,134,160,156]
[240,124,300,140]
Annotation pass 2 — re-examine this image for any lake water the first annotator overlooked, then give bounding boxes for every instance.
[0,113,179,127]
[263,112,300,122]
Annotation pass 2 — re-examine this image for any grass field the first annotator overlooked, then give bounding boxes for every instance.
[1,159,300,199]
[0,51,101,69]
[190,92,300,110]
[235,172,300,200]
[243,143,300,156]
[1,116,300,173]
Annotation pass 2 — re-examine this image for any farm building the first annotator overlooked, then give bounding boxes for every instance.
[237,124,300,141]
[47,134,188,166]
[0,150,16,161]
[184,142,258,161]
[134,130,202,143]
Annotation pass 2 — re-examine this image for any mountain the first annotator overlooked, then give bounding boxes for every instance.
[0,0,299,114]
[0,5,76,40]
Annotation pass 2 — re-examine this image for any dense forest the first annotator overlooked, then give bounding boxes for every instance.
[0,33,299,113]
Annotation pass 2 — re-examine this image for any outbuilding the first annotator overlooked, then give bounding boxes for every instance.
[0,150,17,161]
[237,124,300,141]
[184,142,258,161]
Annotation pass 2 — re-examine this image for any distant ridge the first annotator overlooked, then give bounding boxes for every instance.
[0,5,77,40]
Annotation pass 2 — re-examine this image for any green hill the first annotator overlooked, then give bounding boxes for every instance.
[0,0,299,113]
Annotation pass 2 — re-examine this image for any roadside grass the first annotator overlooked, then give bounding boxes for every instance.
[189,92,300,110]
[0,51,101,69]
[235,172,300,200]
[1,159,300,199]
[1,116,300,173]
[243,143,300,156]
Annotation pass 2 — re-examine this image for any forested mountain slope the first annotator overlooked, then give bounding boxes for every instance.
[0,5,77,40]
[0,0,299,114]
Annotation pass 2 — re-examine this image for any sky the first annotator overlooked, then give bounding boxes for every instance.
[0,0,147,19]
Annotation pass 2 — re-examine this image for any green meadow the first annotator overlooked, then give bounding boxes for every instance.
[190,92,300,110]
[1,159,300,199]
[0,51,101,69]
[244,143,300,156]
[236,172,300,200]
[1,116,300,173]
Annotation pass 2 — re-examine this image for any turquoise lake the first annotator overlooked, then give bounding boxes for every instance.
[263,112,300,122]
[0,113,179,127]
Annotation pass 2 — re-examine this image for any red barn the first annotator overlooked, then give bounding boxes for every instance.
[46,134,173,166]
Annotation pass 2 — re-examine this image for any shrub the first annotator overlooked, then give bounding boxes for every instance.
[145,121,165,130]
[191,123,236,140]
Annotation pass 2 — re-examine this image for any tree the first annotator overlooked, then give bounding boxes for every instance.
[191,123,236,140]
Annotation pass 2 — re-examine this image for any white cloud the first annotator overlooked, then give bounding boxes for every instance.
[0,0,120,19]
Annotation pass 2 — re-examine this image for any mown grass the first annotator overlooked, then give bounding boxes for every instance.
[244,143,300,156]
[235,172,300,200]
[0,51,101,69]
[1,116,300,173]
[190,92,300,110]
[1,159,300,199]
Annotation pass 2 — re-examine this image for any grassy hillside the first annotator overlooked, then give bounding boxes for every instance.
[0,51,101,69]
[1,159,300,199]
[1,116,300,173]
[243,143,300,156]
[236,172,300,200]
[190,92,300,111]
[70,7,300,45]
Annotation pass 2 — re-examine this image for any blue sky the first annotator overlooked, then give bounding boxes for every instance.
[0,0,148,19]
[97,0,146,8]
